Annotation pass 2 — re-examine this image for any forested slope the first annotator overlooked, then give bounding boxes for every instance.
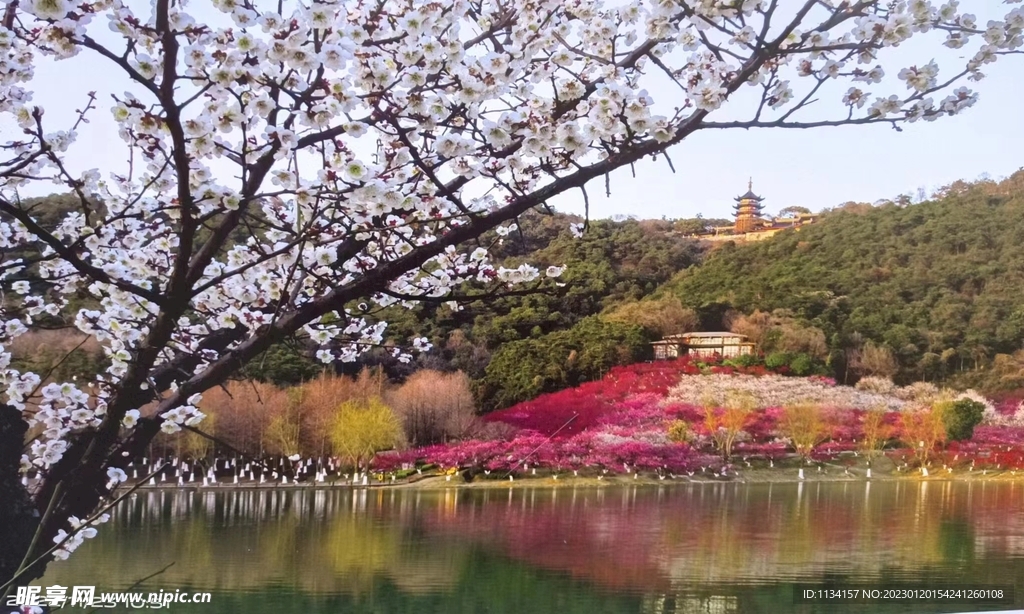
[658,172,1024,387]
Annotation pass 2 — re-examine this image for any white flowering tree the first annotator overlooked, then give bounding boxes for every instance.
[0,0,1021,587]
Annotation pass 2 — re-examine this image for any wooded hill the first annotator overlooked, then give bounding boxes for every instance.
[656,171,1024,391]
[370,171,1024,406]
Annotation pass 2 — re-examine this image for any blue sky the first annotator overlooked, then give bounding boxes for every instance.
[8,1,1023,222]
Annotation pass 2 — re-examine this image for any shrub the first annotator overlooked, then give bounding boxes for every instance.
[950,389,1000,424]
[938,398,986,441]
[789,353,814,376]
[666,374,907,411]
[667,420,692,444]
[470,421,518,441]
[897,381,941,403]
[723,354,761,369]
[765,352,791,369]
[855,376,898,396]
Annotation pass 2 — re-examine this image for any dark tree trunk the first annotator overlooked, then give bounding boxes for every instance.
[0,404,39,589]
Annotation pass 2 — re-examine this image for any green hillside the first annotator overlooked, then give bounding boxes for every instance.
[657,171,1024,387]
[378,211,704,408]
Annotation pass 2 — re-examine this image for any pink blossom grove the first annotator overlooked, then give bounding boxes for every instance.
[378,359,1024,482]
[0,0,1022,584]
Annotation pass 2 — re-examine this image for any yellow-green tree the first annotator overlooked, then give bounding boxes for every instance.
[779,403,830,458]
[703,392,754,460]
[900,407,947,464]
[604,296,699,338]
[859,406,893,461]
[293,367,389,458]
[667,420,692,444]
[330,397,403,473]
[265,393,303,458]
[179,411,215,460]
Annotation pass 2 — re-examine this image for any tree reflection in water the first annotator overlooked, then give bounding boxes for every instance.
[38,482,1024,613]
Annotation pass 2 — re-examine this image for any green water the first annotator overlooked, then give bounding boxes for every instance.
[37,481,1024,613]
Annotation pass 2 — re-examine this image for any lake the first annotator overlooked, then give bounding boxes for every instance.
[38,481,1024,613]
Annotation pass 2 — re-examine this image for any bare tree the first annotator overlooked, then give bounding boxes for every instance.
[388,370,477,446]
[858,341,900,377]
[197,381,285,457]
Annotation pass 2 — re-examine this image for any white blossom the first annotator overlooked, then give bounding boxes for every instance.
[160,421,182,435]
[106,467,127,485]
[27,0,70,21]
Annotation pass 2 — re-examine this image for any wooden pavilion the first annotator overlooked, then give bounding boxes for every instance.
[651,332,755,360]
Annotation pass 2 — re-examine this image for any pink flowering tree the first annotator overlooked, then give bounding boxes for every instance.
[1,0,1022,588]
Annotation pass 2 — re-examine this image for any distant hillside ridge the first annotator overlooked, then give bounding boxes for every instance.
[654,171,1024,389]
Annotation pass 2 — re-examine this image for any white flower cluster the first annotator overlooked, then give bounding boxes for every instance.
[497,264,540,285]
[159,394,206,435]
[24,382,104,469]
[52,513,111,561]
[666,374,908,412]
[105,467,127,490]
[989,401,1024,428]
[856,377,1003,418]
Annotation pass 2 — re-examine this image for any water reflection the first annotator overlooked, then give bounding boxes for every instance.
[40,482,1024,613]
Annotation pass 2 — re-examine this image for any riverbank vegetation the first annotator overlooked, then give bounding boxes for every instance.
[371,356,1024,480]
[91,355,1024,489]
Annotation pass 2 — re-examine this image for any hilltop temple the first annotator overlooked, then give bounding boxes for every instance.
[698,180,819,242]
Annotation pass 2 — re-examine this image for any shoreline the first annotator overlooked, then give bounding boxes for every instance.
[114,466,1024,492]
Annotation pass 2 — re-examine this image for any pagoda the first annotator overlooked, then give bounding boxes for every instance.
[732,179,765,233]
